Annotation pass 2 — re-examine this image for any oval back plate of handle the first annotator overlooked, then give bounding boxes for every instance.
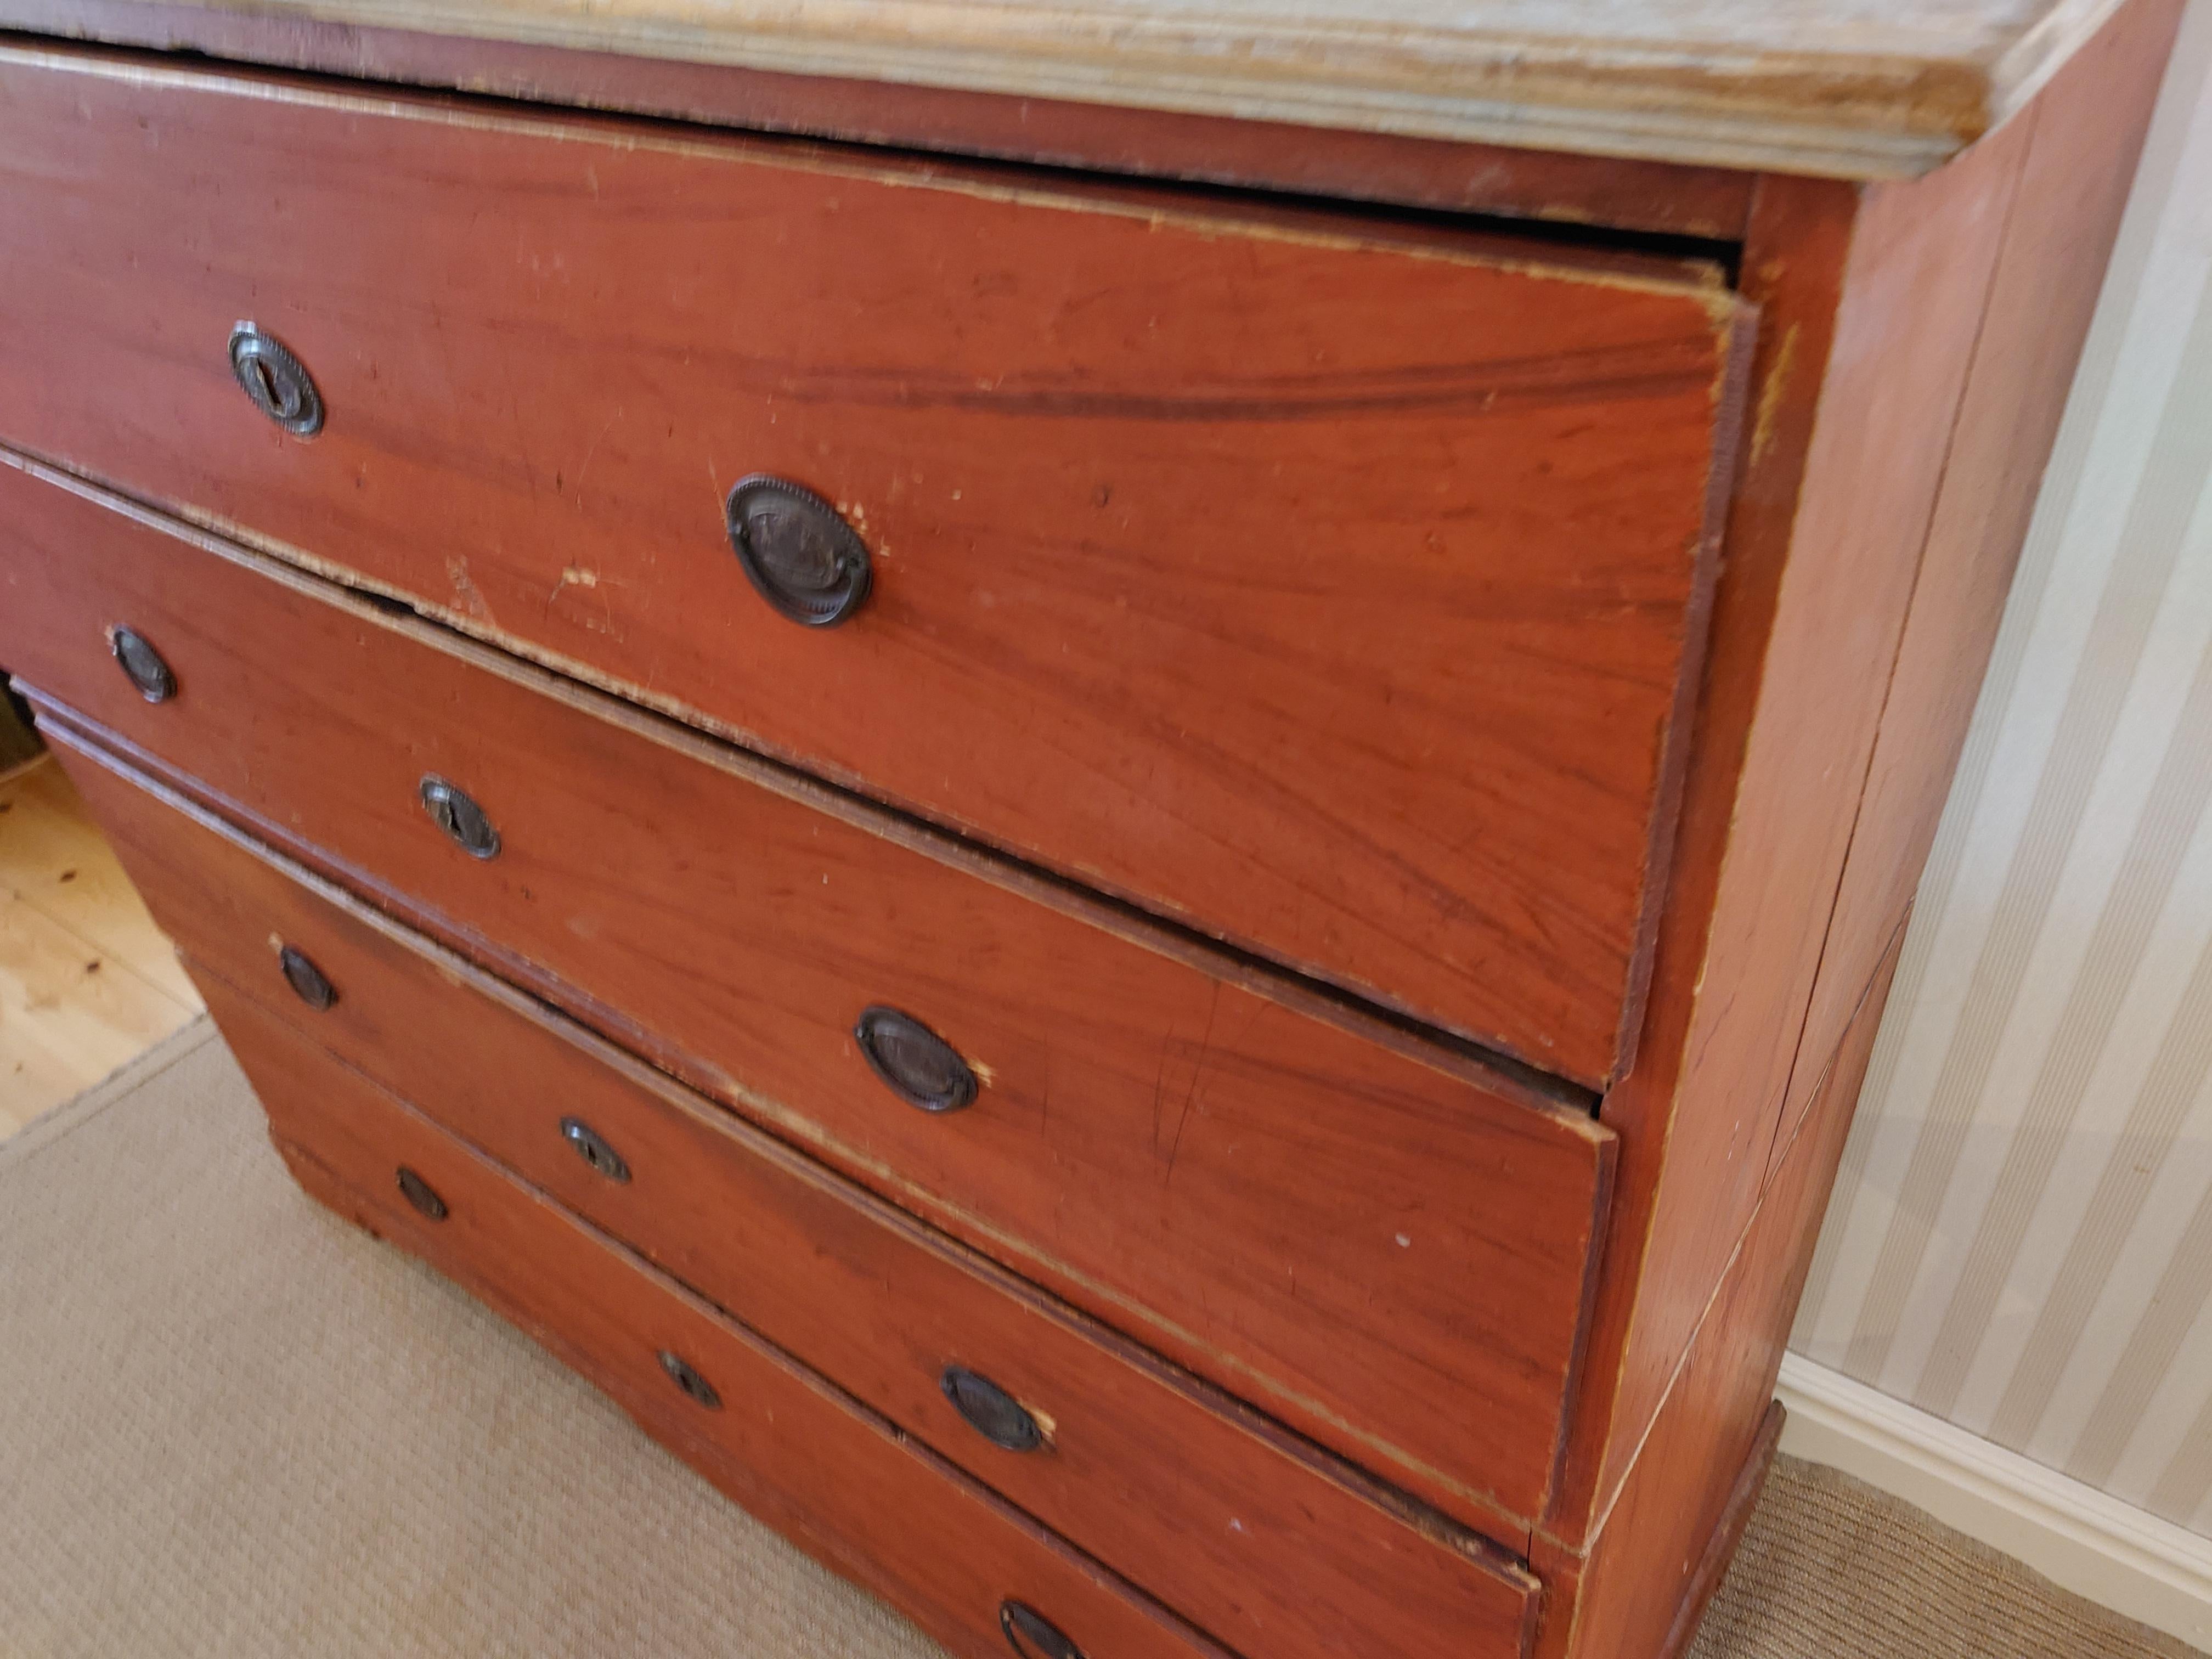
[658,1350,723,1410]
[725,475,871,627]
[419,775,501,859]
[228,322,324,436]
[854,1007,977,1113]
[999,1602,1085,1659]
[278,944,338,1012]
[108,625,177,703]
[940,1366,1044,1452]
[559,1116,631,1183]
[394,1165,448,1222]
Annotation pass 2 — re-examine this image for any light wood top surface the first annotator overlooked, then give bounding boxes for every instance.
[41,0,2133,176]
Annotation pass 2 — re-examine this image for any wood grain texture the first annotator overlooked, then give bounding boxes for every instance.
[1605,130,2029,1504]
[1544,103,2047,1544]
[3,470,1615,1539]
[1531,171,1859,1543]
[0,5,1757,239]
[0,0,2140,176]
[1548,0,2179,1552]
[245,1051,1243,1659]
[0,45,1752,1086]
[1536,923,1905,1659]
[0,882,193,1131]
[0,760,199,1012]
[61,736,1540,1659]
[0,15,2171,1655]
[1651,1401,1785,1659]
[0,758,200,1132]
[1769,0,2189,1185]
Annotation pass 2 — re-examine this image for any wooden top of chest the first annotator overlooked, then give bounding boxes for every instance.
[21,0,2125,177]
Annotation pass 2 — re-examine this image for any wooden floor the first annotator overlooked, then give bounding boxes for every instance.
[0,754,202,1139]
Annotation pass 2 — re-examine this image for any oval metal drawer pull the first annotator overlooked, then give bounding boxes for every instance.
[559,1116,631,1184]
[999,1601,1085,1659]
[658,1350,723,1410]
[941,1366,1043,1452]
[725,475,872,627]
[395,1165,448,1221]
[278,945,337,1012]
[228,322,325,437]
[419,775,501,860]
[854,1007,977,1114]
[108,625,177,703]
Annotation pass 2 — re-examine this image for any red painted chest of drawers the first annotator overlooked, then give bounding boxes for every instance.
[0,2,2182,1655]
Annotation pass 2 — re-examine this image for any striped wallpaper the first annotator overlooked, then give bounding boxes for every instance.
[1791,0,2212,1539]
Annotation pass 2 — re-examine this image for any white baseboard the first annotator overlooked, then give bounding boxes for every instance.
[1776,1353,2212,1651]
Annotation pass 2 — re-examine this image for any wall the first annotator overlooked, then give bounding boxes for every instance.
[1790,0,2212,1541]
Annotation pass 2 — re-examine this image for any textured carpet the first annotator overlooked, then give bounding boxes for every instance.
[0,1019,2197,1659]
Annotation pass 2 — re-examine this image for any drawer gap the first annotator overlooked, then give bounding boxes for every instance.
[0,29,1740,286]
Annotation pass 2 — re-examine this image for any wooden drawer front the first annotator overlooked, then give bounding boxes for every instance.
[0,47,1750,1087]
[0,461,1611,1534]
[219,994,1239,1659]
[57,736,1539,1659]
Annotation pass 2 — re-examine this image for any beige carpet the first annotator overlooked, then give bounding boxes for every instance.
[0,1020,2198,1659]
